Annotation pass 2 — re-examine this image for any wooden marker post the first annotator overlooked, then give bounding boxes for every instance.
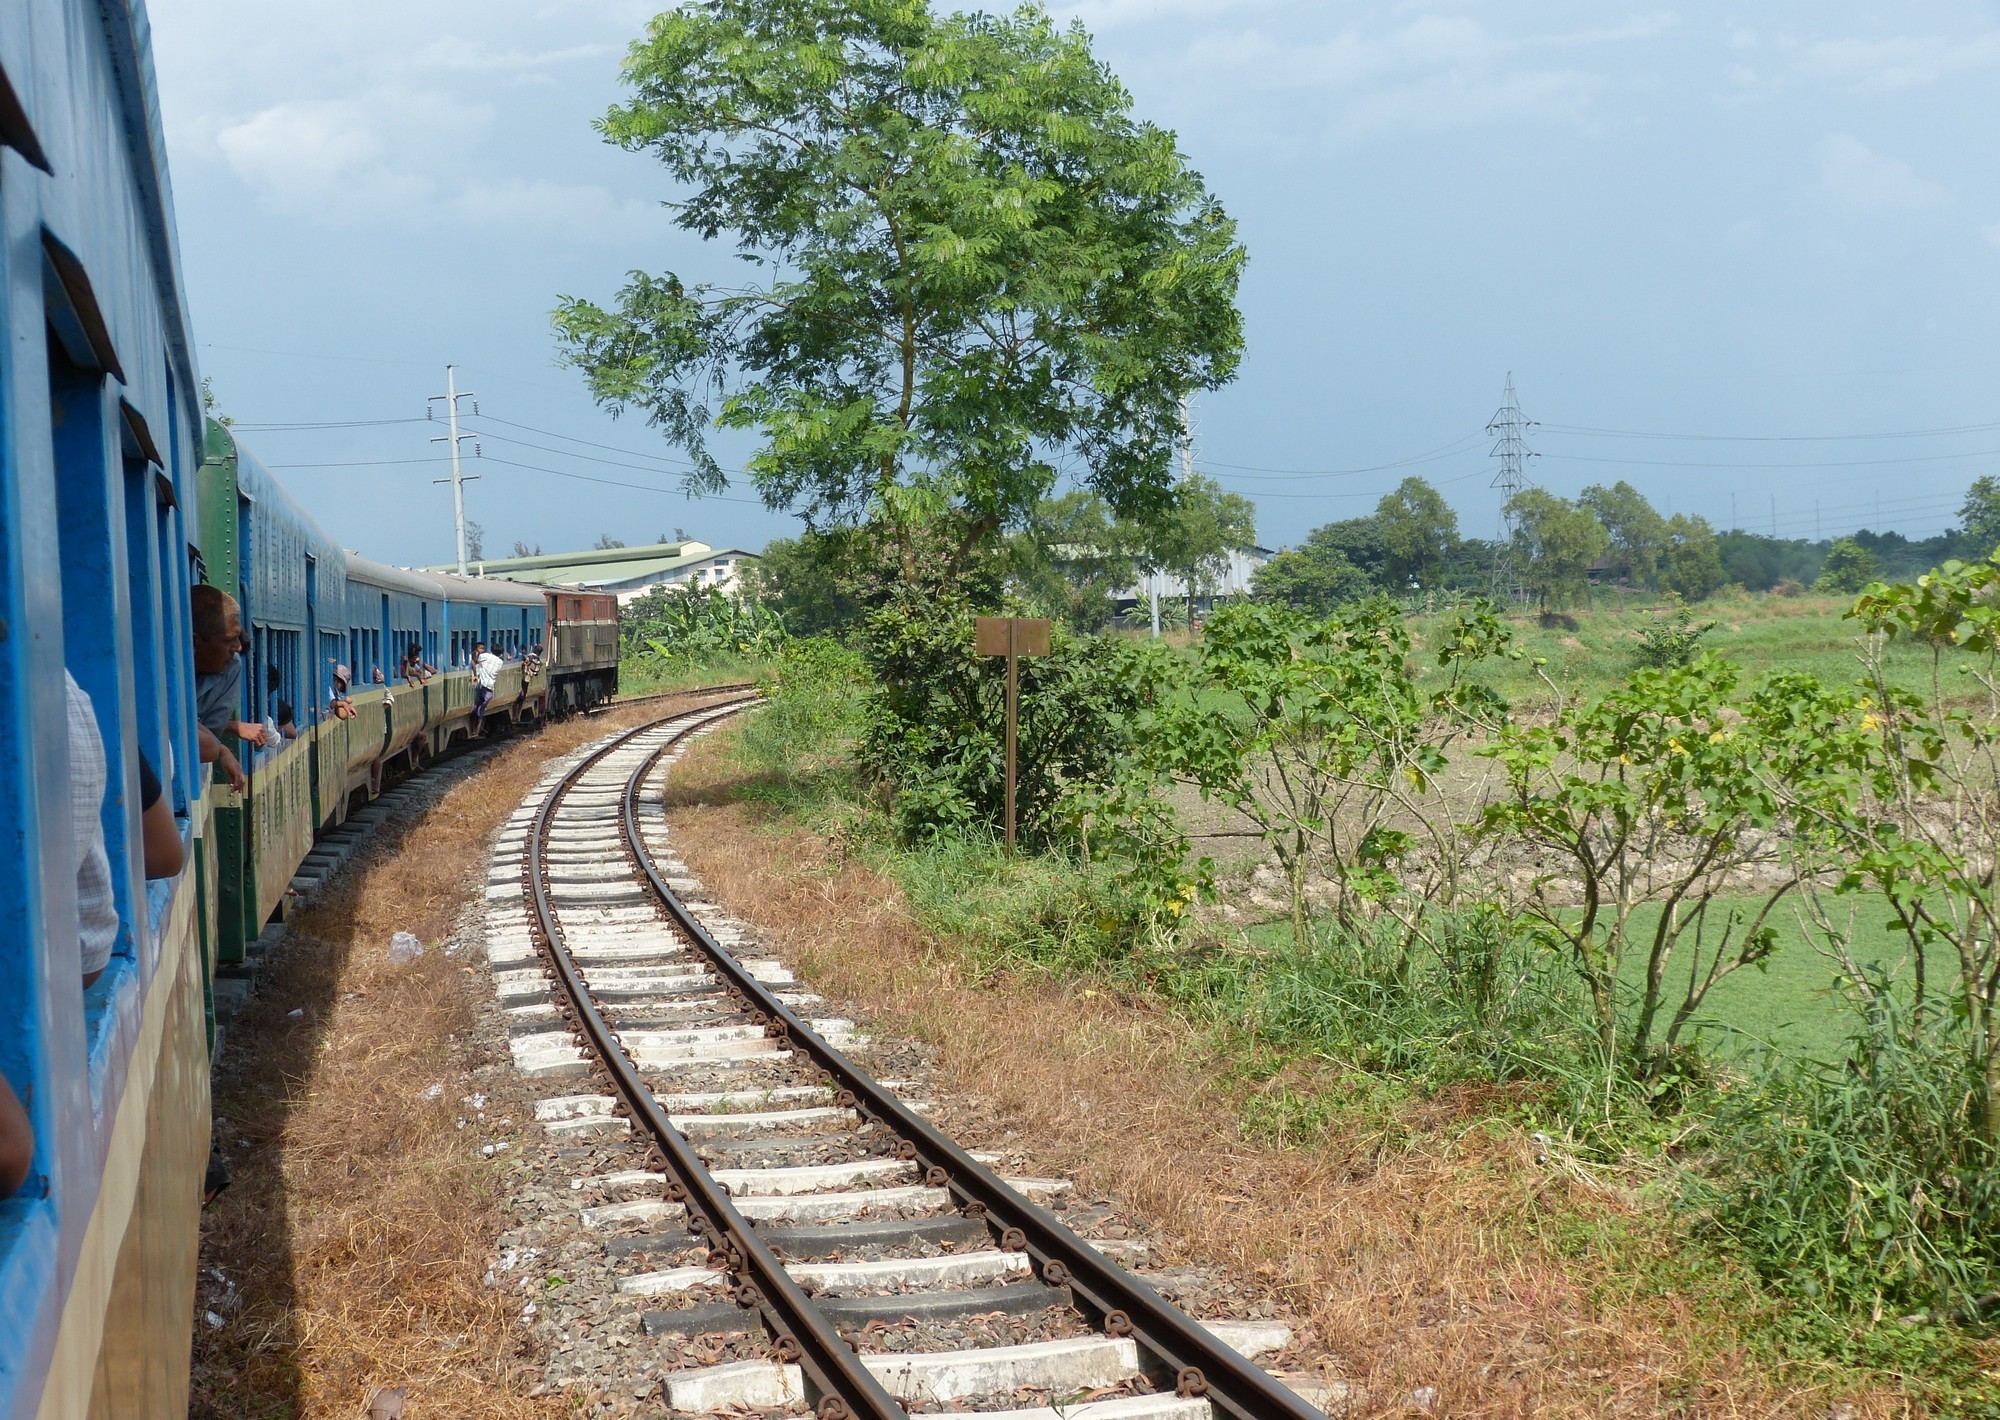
[974,616,1051,853]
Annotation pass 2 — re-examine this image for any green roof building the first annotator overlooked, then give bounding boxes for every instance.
[433,539,758,603]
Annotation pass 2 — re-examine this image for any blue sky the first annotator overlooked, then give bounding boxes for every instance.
[147,1,2000,566]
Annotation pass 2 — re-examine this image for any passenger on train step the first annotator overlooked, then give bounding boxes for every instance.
[191,585,265,791]
[471,640,502,731]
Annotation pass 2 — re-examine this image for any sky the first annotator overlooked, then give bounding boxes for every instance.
[145,0,2000,567]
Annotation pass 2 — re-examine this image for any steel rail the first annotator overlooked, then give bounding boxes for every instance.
[622,740,1326,1420]
[608,681,756,712]
[528,701,911,1420]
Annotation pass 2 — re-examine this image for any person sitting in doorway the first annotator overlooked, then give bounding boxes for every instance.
[327,664,358,722]
[65,672,120,988]
[400,642,435,687]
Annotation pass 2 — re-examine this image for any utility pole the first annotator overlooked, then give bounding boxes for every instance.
[428,365,481,575]
[1486,372,1538,601]
[1149,396,1198,638]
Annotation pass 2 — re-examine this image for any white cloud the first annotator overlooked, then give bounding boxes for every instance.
[1816,134,1943,209]
[215,92,491,213]
[1796,32,2000,91]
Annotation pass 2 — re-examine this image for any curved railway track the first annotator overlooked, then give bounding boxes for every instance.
[491,703,1332,1420]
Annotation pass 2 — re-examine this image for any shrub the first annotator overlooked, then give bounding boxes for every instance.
[1695,984,2000,1321]
[855,585,1177,849]
[1633,596,1718,668]
[736,638,866,802]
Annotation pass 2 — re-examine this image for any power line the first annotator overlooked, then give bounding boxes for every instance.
[1541,445,2000,471]
[1542,419,2000,443]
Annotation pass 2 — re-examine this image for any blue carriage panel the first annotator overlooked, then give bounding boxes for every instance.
[0,2,207,1415]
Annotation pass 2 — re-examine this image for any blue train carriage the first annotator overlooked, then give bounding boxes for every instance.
[430,571,548,745]
[0,1,212,1416]
[196,420,358,964]
[343,555,449,777]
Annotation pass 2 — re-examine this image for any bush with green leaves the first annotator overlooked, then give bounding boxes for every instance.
[855,585,1177,846]
[1695,982,2000,1322]
[1632,596,1718,668]
[1476,653,1869,1083]
[1140,596,1513,948]
[735,638,867,802]
[623,583,788,667]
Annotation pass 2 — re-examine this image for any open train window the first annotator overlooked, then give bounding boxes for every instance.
[49,336,143,1037]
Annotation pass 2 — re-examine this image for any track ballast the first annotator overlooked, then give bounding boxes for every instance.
[488,702,1333,1420]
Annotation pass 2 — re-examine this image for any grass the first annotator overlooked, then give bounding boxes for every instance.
[1417,588,1942,706]
[658,722,1926,1419]
[1234,899,1908,1067]
[616,650,767,697]
[1166,590,1948,717]
[189,691,746,1420]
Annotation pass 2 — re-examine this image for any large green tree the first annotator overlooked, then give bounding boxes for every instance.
[1373,476,1458,588]
[1143,474,1258,624]
[1579,481,1665,587]
[1962,475,2000,557]
[1251,537,1374,613]
[1507,488,1607,610]
[554,0,1246,578]
[1006,491,1140,630]
[1813,536,1879,595]
[1658,513,1728,602]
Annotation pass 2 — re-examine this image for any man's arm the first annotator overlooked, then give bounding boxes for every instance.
[141,793,185,879]
[197,724,246,790]
[0,1075,31,1198]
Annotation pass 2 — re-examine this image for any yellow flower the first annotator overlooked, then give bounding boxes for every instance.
[1708,730,1728,745]
[1668,737,1687,755]
[1860,713,1882,732]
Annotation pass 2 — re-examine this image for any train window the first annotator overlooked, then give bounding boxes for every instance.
[48,334,144,1091]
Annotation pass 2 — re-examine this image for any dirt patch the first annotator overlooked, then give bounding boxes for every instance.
[189,698,739,1420]
[660,746,1899,1419]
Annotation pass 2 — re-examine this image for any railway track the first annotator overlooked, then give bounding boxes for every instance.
[487,703,1336,1419]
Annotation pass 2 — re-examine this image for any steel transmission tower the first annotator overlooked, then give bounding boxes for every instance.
[1485,372,1539,601]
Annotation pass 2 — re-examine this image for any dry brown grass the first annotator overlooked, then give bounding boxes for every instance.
[190,697,738,1420]
[660,744,1911,1420]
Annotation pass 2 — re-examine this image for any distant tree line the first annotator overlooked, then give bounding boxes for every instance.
[1249,474,2000,613]
[737,473,2000,636]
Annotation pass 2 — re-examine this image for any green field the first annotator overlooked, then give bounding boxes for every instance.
[1611,899,1908,1064]
[1420,589,1941,704]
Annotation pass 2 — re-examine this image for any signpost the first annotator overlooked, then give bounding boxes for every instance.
[974,616,1051,853]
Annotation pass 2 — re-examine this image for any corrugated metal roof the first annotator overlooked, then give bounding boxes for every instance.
[450,546,758,589]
